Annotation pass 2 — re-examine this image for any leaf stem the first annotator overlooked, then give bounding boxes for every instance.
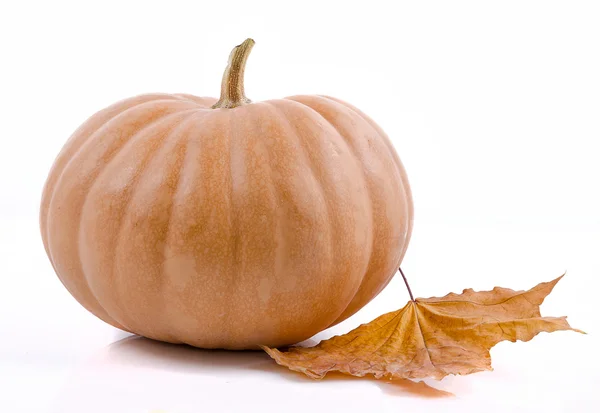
[399,267,415,302]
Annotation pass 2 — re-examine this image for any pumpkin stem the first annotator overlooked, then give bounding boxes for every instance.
[399,267,415,302]
[212,38,255,109]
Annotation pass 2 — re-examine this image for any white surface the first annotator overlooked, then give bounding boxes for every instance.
[1,1,599,412]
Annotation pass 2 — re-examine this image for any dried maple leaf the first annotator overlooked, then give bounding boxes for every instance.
[262,273,582,380]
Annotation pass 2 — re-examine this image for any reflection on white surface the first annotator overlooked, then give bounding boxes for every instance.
[51,335,282,413]
[50,334,459,413]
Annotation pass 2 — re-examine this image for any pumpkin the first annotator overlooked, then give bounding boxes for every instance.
[40,39,413,349]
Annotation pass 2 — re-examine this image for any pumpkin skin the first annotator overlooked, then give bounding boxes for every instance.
[40,43,413,350]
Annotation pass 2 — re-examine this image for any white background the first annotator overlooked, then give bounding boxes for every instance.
[1,1,598,412]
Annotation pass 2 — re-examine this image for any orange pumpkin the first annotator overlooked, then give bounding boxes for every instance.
[40,39,413,349]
